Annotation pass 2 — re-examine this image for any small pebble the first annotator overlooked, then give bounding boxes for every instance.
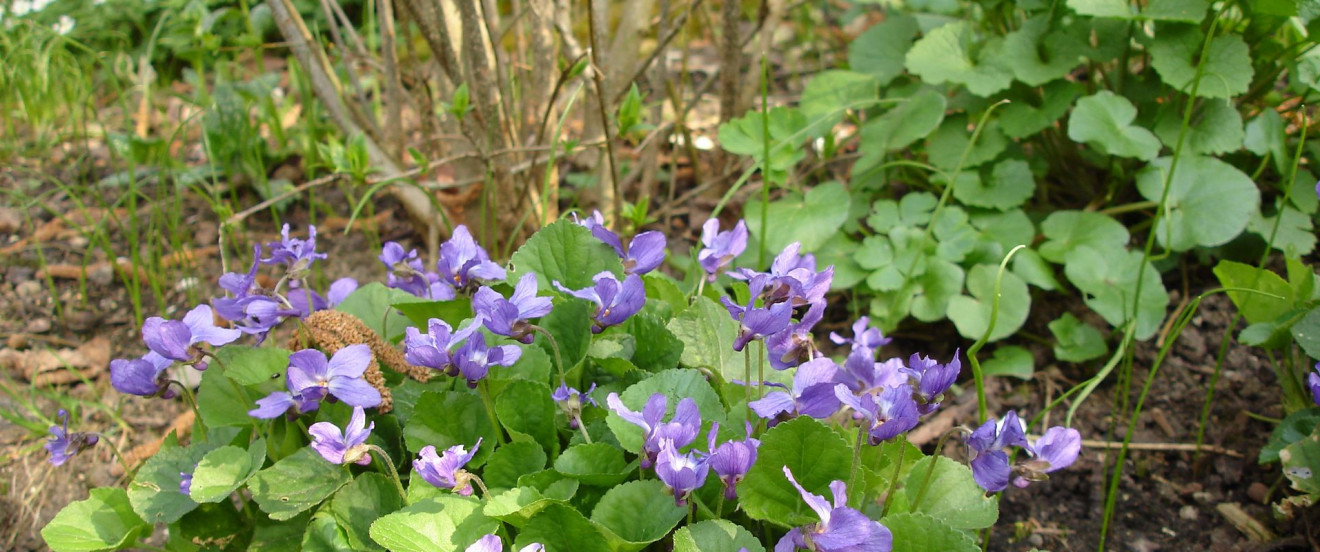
[1247,481,1268,503]
[1179,505,1198,520]
[0,206,20,233]
[25,318,51,333]
[7,333,28,349]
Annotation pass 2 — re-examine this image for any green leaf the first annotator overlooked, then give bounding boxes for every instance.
[1280,423,1320,497]
[514,504,611,552]
[368,496,498,552]
[857,88,946,167]
[981,345,1036,380]
[1000,81,1081,139]
[926,116,1008,171]
[1039,210,1130,264]
[330,473,402,551]
[1009,248,1060,291]
[172,501,248,551]
[849,13,920,85]
[816,233,867,290]
[128,442,217,524]
[590,480,687,551]
[392,298,474,330]
[946,263,1030,342]
[248,510,311,551]
[42,488,149,552]
[336,282,428,342]
[953,159,1035,210]
[535,298,592,372]
[483,480,578,526]
[995,15,1086,86]
[672,520,766,552]
[402,391,497,465]
[1292,305,1320,359]
[744,181,852,255]
[605,368,725,453]
[1135,155,1260,251]
[911,257,966,323]
[1068,0,1209,21]
[1248,205,1317,256]
[1149,25,1252,99]
[496,380,559,455]
[898,456,998,529]
[738,417,852,527]
[511,220,625,291]
[1262,408,1320,464]
[1063,245,1170,340]
[189,439,267,503]
[1049,313,1109,363]
[483,441,548,490]
[883,512,979,552]
[1067,91,1161,160]
[800,70,879,138]
[1153,99,1244,155]
[1213,260,1294,325]
[1245,109,1288,173]
[717,107,809,183]
[249,447,353,521]
[554,443,632,486]
[905,22,1013,97]
[219,346,292,386]
[667,296,749,383]
[302,510,353,552]
[626,313,684,372]
[198,365,257,428]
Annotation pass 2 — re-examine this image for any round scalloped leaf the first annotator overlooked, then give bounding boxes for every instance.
[717,107,809,183]
[800,70,879,138]
[249,447,353,521]
[737,416,852,528]
[905,21,1013,97]
[898,456,999,530]
[483,441,548,490]
[849,13,920,85]
[553,443,632,486]
[980,345,1035,380]
[1038,210,1130,264]
[667,296,748,384]
[1135,155,1259,251]
[953,159,1035,210]
[483,480,578,526]
[128,442,218,525]
[1149,26,1252,99]
[744,181,852,255]
[330,473,403,551]
[994,15,1085,86]
[926,116,1008,171]
[1049,313,1109,363]
[42,488,150,552]
[858,88,947,164]
[1067,91,1161,160]
[911,257,966,323]
[590,480,687,551]
[1280,423,1320,496]
[673,520,766,552]
[1063,245,1169,340]
[369,496,498,552]
[946,263,1030,342]
[514,504,612,552]
[883,512,979,552]
[496,380,558,455]
[189,439,267,503]
[1000,81,1081,139]
[1248,206,1317,257]
[1153,99,1244,155]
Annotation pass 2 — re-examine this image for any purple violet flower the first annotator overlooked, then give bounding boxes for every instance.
[45,409,98,467]
[765,302,825,370]
[697,219,748,281]
[1311,362,1320,406]
[110,351,175,398]
[285,278,358,317]
[554,272,645,333]
[965,411,1029,492]
[452,332,522,387]
[262,224,328,276]
[576,210,668,275]
[213,246,264,322]
[655,439,710,506]
[749,357,843,422]
[721,274,793,351]
[707,422,760,500]
[415,438,482,495]
[180,470,194,495]
[606,392,701,469]
[309,406,374,465]
[840,356,906,395]
[776,467,893,552]
[902,350,961,415]
[829,317,891,355]
[380,241,431,297]
[834,383,920,445]
[403,318,482,376]
[474,273,554,343]
[141,304,242,368]
[249,345,382,419]
[437,225,506,293]
[466,534,544,552]
[732,243,832,309]
[1013,426,1082,488]
[552,382,597,429]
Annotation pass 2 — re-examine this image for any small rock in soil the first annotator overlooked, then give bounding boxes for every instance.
[1129,537,1161,552]
[15,280,42,298]
[0,207,20,233]
[5,265,33,283]
[1247,482,1268,503]
[25,318,51,333]
[1180,505,1198,520]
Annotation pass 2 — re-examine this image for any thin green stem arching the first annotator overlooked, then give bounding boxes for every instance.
[967,245,1026,424]
[1098,14,1222,550]
[757,45,771,268]
[909,429,962,513]
[531,325,567,382]
[478,379,506,445]
[366,444,409,506]
[848,426,868,503]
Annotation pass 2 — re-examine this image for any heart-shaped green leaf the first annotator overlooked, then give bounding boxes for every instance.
[1068,91,1161,160]
[1135,155,1259,251]
[1149,25,1252,99]
[905,21,1013,96]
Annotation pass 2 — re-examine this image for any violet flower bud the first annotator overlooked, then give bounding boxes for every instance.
[697,219,747,281]
[45,409,98,467]
[415,438,482,495]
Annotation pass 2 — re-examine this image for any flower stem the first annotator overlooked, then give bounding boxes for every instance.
[880,438,908,518]
[366,444,409,506]
[100,435,134,478]
[574,415,593,444]
[478,379,506,445]
[531,325,566,382]
[169,380,203,430]
[910,429,962,512]
[471,475,490,500]
[743,345,753,421]
[848,425,867,505]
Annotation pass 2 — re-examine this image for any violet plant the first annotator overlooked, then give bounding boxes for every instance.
[42,218,1083,552]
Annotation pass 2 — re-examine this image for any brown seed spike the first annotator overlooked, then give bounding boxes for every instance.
[294,309,434,414]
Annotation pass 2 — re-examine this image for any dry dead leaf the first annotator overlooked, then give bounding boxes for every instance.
[0,336,110,386]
